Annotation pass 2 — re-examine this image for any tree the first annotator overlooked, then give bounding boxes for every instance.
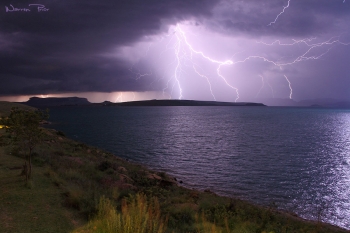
[0,107,49,182]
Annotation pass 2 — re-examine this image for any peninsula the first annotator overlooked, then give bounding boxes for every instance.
[21,97,266,107]
[108,99,265,106]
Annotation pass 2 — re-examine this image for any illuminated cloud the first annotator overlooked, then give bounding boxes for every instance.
[112,21,349,102]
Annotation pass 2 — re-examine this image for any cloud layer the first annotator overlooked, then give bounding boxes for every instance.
[1,0,350,102]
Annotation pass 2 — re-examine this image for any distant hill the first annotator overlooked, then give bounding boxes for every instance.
[259,98,350,108]
[259,98,298,107]
[23,97,91,107]
[103,99,265,106]
[327,101,350,108]
[298,99,350,108]
[19,97,350,108]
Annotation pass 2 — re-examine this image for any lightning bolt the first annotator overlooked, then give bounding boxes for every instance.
[128,41,156,81]
[268,0,291,26]
[164,30,348,101]
[192,65,216,101]
[126,21,349,103]
[256,75,265,98]
[256,75,275,98]
[129,67,153,80]
[116,93,123,102]
[217,63,240,102]
[256,36,350,66]
[284,75,293,99]
[162,79,171,99]
[174,30,183,99]
[256,37,317,46]
[269,0,346,25]
[266,78,275,98]
[168,25,240,101]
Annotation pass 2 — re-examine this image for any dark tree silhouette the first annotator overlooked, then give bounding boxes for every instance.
[1,107,48,182]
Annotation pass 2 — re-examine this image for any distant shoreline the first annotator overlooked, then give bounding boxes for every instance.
[102,99,266,107]
[20,97,266,107]
[16,96,350,108]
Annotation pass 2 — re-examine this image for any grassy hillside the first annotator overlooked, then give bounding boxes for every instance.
[0,105,348,233]
[0,147,81,232]
[0,101,35,117]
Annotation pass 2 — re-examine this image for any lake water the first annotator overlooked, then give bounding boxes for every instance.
[47,106,350,229]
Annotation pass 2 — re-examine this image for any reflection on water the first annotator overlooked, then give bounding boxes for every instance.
[48,106,350,229]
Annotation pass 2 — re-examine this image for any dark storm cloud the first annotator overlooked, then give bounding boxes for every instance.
[1,0,350,98]
[0,0,218,95]
[211,0,350,37]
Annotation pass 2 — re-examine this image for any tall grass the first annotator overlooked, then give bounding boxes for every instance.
[194,213,222,233]
[74,195,239,233]
[73,194,166,233]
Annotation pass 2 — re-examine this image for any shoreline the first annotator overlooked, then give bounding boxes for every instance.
[0,101,349,232]
[1,126,349,232]
[46,129,350,232]
[44,106,349,232]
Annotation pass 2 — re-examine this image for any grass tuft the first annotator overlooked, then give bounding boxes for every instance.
[73,194,166,233]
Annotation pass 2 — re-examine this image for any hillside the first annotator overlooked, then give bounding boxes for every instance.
[0,101,35,117]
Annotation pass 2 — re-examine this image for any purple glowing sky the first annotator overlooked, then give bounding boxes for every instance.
[1,0,350,103]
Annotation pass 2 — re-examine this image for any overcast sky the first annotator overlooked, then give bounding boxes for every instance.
[1,0,350,102]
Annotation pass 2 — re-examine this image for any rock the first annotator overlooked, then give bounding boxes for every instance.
[159,179,177,187]
[204,189,217,195]
[147,173,162,180]
[117,166,127,173]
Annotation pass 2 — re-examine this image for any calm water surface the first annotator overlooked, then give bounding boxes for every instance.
[47,106,350,229]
